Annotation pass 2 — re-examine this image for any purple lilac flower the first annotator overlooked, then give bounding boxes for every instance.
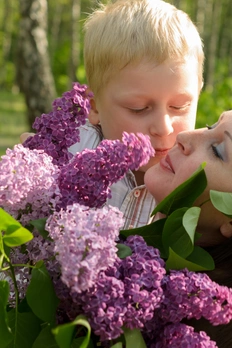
[58,132,155,209]
[153,323,217,348]
[46,203,124,293]
[0,144,60,225]
[156,269,232,326]
[23,82,91,166]
[121,236,165,329]
[68,236,165,342]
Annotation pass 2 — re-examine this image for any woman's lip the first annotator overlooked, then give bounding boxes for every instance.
[160,154,175,173]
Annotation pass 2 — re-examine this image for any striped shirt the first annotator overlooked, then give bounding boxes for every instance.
[69,122,156,229]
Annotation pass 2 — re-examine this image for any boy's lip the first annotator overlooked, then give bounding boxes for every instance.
[160,154,175,173]
[155,148,172,156]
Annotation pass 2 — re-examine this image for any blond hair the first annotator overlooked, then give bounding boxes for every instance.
[84,0,204,98]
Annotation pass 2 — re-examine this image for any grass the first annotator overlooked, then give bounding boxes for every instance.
[0,91,29,156]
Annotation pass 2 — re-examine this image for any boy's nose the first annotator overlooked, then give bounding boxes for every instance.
[149,113,173,137]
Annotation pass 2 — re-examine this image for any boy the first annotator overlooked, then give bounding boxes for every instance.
[22,0,204,229]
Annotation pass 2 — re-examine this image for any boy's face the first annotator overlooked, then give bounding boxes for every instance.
[89,58,200,175]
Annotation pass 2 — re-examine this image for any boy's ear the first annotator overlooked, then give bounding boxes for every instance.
[88,98,100,125]
[220,221,232,238]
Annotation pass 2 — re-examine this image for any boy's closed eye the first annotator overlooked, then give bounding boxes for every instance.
[170,103,190,110]
[129,107,149,114]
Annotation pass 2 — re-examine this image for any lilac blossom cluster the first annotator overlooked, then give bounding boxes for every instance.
[142,268,232,346]
[23,83,91,166]
[68,235,166,342]
[56,235,232,346]
[154,323,217,347]
[0,144,60,225]
[46,203,124,293]
[57,132,155,209]
[156,269,232,325]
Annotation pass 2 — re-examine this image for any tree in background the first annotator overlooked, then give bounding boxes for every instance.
[16,0,56,129]
[0,0,231,128]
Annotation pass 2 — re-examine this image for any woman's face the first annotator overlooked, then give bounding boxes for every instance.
[144,110,232,246]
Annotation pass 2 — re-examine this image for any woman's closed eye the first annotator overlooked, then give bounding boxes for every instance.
[212,145,222,160]
[211,143,224,161]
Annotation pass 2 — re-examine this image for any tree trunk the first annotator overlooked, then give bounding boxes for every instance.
[1,0,13,88]
[17,0,56,129]
[68,0,81,86]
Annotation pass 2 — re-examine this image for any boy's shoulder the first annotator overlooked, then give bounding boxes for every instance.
[68,120,103,154]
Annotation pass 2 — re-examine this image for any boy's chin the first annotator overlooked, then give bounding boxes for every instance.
[139,157,160,173]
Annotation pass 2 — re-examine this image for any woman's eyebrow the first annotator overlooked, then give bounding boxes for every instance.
[224,130,232,142]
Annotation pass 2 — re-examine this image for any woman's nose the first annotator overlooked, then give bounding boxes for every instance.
[149,113,173,137]
[176,131,193,155]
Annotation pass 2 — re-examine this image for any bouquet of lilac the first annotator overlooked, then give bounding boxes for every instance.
[0,83,232,348]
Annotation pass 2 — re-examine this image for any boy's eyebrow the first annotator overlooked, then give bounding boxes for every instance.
[224,131,232,142]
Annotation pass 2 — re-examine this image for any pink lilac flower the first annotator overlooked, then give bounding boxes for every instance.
[68,236,165,342]
[156,269,232,325]
[46,203,124,293]
[23,82,91,166]
[153,323,217,348]
[57,132,155,209]
[0,144,60,225]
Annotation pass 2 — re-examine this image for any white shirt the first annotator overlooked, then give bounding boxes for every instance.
[69,122,156,229]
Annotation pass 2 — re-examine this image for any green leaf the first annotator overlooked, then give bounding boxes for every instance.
[0,208,33,247]
[53,315,91,348]
[0,208,22,231]
[151,163,207,216]
[210,190,232,218]
[71,337,94,348]
[186,246,215,270]
[32,325,59,348]
[3,226,33,247]
[26,261,59,324]
[110,343,123,348]
[120,218,166,256]
[116,244,132,259]
[30,218,50,239]
[166,247,215,271]
[6,309,41,348]
[123,327,146,348]
[0,281,13,347]
[182,207,201,243]
[162,208,194,259]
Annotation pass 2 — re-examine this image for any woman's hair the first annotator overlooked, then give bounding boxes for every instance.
[84,0,204,98]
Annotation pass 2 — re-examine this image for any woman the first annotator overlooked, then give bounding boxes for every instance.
[145,109,232,347]
[145,109,232,247]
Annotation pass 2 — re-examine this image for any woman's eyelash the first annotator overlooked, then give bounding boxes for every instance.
[206,123,218,130]
[212,145,223,160]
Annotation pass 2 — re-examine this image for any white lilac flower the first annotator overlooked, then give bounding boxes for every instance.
[0,144,60,225]
[46,203,124,293]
